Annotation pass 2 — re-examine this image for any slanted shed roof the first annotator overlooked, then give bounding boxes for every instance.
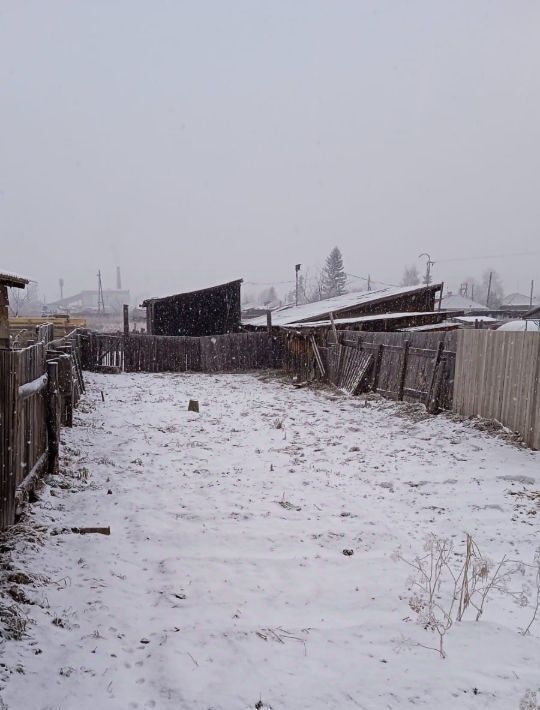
[0,269,30,289]
[142,279,243,307]
[244,283,442,327]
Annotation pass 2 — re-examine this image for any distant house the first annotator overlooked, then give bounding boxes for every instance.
[240,300,281,321]
[501,293,539,314]
[497,320,540,332]
[439,293,488,313]
[525,304,540,319]
[142,279,242,337]
[47,289,130,315]
[0,270,30,348]
[243,283,445,331]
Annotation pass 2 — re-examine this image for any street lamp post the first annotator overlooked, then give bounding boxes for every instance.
[419,253,435,286]
[295,264,301,306]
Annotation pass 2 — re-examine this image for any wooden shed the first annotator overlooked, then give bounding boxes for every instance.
[142,279,242,337]
[244,283,444,331]
[0,270,30,348]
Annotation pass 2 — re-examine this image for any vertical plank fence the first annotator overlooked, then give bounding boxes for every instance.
[453,330,540,449]
[0,331,85,528]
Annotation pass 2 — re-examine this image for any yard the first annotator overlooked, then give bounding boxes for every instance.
[0,372,539,710]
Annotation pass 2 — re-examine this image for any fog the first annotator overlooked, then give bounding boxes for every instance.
[1,1,539,303]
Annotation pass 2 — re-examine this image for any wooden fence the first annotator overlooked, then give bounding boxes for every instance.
[453,330,540,449]
[283,330,457,411]
[0,331,84,528]
[81,331,280,373]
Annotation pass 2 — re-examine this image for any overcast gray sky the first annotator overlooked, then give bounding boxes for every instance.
[1,1,539,302]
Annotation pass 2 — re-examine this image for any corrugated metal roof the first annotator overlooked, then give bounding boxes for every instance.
[244,283,442,327]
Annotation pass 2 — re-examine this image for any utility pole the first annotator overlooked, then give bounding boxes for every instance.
[59,278,64,300]
[419,253,434,286]
[530,280,535,307]
[295,264,301,306]
[486,271,493,308]
[367,274,371,291]
[97,270,106,314]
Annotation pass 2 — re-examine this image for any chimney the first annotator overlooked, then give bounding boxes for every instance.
[116,266,122,290]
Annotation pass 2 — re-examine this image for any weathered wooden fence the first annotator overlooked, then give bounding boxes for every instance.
[82,331,281,373]
[0,330,85,528]
[283,330,457,411]
[199,333,278,372]
[125,334,200,372]
[453,330,540,449]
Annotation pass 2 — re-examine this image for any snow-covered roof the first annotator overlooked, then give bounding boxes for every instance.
[453,315,498,324]
[0,269,30,288]
[401,322,460,332]
[502,293,539,307]
[282,311,447,329]
[440,293,488,311]
[497,320,540,332]
[244,283,442,327]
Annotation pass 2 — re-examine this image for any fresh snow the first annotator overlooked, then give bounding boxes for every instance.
[1,372,539,710]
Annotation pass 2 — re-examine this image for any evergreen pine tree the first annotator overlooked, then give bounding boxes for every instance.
[321,247,347,298]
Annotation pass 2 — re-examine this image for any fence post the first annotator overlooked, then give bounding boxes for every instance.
[427,356,446,415]
[426,340,445,409]
[527,336,540,449]
[398,340,410,401]
[123,305,130,371]
[371,344,384,392]
[46,361,60,475]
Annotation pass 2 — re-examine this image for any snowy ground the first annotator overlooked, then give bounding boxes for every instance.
[0,371,539,710]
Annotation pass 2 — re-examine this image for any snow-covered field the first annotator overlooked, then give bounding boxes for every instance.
[1,371,539,710]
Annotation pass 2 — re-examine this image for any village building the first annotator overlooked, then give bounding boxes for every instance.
[501,292,540,314]
[525,304,540,320]
[142,279,242,337]
[47,289,131,315]
[439,292,488,314]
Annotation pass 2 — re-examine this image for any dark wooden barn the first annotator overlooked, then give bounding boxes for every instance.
[142,279,242,337]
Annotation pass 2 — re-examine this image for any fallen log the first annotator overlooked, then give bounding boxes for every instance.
[71,526,111,536]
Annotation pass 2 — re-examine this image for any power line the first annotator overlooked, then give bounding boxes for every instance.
[244,279,295,286]
[346,272,400,288]
[436,249,540,264]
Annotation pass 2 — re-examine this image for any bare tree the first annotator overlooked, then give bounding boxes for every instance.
[401,265,421,287]
[465,269,504,307]
[8,282,40,316]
